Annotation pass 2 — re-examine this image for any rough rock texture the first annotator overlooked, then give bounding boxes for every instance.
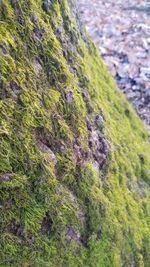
[0,1,150,267]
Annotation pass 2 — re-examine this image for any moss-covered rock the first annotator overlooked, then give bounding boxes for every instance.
[0,1,150,266]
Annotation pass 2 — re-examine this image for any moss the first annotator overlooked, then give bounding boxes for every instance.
[0,0,150,266]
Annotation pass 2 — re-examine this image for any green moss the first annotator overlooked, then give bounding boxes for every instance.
[0,0,150,266]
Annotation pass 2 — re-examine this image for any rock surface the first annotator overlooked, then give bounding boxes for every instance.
[78,0,150,131]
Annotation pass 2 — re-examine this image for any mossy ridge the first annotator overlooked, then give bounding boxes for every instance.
[0,0,150,266]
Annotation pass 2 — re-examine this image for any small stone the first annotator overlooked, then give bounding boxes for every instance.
[127,91,137,100]
[140,67,150,77]
[129,65,139,79]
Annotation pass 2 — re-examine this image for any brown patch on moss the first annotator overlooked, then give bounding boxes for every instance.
[10,80,22,97]
[73,141,90,166]
[41,213,53,235]
[82,90,94,114]
[7,220,24,237]
[86,117,109,171]
[33,129,57,165]
[0,43,7,55]
[32,28,45,41]
[0,173,14,183]
[66,227,81,243]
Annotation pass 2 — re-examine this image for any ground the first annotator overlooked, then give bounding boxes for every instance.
[78,0,150,130]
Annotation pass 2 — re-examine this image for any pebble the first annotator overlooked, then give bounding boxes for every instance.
[78,0,150,131]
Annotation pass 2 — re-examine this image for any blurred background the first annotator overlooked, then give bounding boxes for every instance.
[78,0,150,130]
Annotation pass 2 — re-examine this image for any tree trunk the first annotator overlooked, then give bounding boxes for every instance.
[0,1,150,266]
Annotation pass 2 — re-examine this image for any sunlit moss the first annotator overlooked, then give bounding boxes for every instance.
[0,0,150,266]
